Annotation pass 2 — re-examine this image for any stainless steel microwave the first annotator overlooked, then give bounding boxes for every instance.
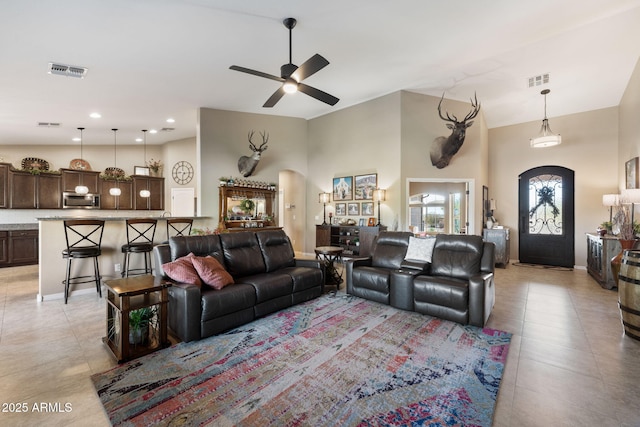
[62,192,101,209]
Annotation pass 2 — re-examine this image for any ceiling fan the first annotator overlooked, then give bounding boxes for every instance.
[230,17,339,108]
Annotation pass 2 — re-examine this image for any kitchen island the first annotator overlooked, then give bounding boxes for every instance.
[37,213,213,301]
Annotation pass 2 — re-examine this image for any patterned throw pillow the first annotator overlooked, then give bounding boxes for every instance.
[161,253,202,286]
[192,255,234,290]
[404,236,436,263]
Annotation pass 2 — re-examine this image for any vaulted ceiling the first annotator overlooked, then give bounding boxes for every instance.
[1,0,639,146]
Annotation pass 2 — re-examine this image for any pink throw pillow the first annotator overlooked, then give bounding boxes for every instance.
[192,256,234,290]
[162,253,202,286]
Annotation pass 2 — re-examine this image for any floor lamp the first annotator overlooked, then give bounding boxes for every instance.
[319,192,331,225]
[373,188,386,226]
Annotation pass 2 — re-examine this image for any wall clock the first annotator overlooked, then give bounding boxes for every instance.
[172,161,194,185]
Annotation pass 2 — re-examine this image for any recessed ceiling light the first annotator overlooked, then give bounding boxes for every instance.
[135,137,142,142]
[89,112,102,119]
[149,129,158,134]
[166,118,175,123]
[72,137,81,142]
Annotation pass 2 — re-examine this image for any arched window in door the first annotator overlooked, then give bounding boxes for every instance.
[528,173,564,235]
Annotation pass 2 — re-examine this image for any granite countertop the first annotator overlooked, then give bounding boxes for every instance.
[0,223,39,231]
[36,216,211,221]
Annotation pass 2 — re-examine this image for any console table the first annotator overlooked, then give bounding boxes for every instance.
[103,275,171,362]
[586,233,622,290]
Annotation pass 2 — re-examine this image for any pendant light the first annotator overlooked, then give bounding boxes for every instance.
[139,129,151,198]
[109,129,122,196]
[530,89,562,148]
[74,127,89,195]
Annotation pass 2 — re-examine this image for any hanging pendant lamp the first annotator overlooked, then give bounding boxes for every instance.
[139,129,151,198]
[74,127,89,195]
[109,129,122,196]
[530,89,562,148]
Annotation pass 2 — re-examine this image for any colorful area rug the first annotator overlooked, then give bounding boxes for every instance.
[92,294,511,426]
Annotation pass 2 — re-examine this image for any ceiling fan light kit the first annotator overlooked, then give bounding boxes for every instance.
[230,17,339,107]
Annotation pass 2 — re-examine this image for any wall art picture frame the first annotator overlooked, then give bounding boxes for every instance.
[333,176,353,201]
[347,202,360,216]
[359,218,366,226]
[368,217,376,227]
[335,203,346,216]
[361,201,374,216]
[354,173,377,200]
[626,157,639,189]
[134,166,150,176]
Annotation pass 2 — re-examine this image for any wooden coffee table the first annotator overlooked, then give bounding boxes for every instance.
[103,275,171,363]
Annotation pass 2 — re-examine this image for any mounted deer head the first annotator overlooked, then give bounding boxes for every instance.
[430,93,481,169]
[238,130,269,177]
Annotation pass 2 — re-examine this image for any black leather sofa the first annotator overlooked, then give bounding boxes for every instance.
[153,229,323,342]
[346,232,495,327]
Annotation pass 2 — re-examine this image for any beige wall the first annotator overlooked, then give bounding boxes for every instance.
[488,107,619,267]
[619,57,640,190]
[197,108,308,251]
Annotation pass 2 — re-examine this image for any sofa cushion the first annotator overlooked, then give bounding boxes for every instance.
[351,266,392,293]
[192,255,234,290]
[430,234,483,280]
[256,229,295,272]
[405,236,436,263]
[162,253,202,286]
[200,283,256,320]
[371,232,412,269]
[414,275,469,310]
[219,232,266,277]
[240,273,293,304]
[278,266,323,293]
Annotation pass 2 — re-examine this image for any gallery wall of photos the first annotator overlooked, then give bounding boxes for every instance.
[330,173,378,226]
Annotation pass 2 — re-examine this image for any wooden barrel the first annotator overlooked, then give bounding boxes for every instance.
[618,250,640,341]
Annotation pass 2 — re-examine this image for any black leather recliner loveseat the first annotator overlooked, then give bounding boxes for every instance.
[346,231,495,327]
[153,229,324,342]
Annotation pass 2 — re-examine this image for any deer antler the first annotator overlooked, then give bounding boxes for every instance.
[248,130,258,151]
[258,131,269,150]
[463,92,481,122]
[437,94,457,122]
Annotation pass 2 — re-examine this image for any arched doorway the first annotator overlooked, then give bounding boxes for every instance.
[518,165,575,268]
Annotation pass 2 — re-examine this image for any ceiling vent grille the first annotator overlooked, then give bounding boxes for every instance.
[37,122,61,127]
[48,62,88,78]
[161,128,175,132]
[528,73,549,88]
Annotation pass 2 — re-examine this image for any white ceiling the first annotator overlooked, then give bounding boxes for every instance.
[1,0,640,147]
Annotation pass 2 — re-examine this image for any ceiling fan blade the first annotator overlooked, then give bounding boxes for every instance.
[291,54,329,82]
[298,83,339,106]
[263,86,286,108]
[229,65,284,83]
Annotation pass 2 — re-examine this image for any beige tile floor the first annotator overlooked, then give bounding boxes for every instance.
[0,263,639,426]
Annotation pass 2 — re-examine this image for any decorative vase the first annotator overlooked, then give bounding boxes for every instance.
[611,239,636,286]
[486,219,494,229]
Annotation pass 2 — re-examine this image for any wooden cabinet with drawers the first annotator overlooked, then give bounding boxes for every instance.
[0,228,39,267]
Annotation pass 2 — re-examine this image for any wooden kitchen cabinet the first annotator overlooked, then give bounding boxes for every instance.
[0,229,39,267]
[100,179,133,210]
[10,170,37,208]
[61,168,100,193]
[0,163,8,209]
[133,176,164,210]
[36,173,62,208]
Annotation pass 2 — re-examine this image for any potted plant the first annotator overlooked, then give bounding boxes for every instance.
[219,176,228,186]
[147,159,163,177]
[129,306,157,345]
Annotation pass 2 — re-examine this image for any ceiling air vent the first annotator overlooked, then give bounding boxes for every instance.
[160,128,175,132]
[48,62,88,78]
[37,122,61,127]
[528,73,549,88]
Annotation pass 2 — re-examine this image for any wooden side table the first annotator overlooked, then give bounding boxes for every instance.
[103,275,171,363]
[315,246,344,292]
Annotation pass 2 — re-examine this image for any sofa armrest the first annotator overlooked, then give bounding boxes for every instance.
[167,282,202,342]
[400,259,431,273]
[345,257,372,294]
[468,272,495,327]
[153,244,171,277]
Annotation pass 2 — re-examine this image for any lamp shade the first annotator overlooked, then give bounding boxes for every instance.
[602,194,620,207]
[530,89,561,148]
[622,189,640,203]
[373,188,386,202]
[319,192,330,203]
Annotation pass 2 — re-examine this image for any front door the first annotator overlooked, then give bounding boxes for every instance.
[518,166,575,268]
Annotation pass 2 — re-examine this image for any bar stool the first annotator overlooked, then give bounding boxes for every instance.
[121,218,157,277]
[166,218,193,240]
[62,219,105,304]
